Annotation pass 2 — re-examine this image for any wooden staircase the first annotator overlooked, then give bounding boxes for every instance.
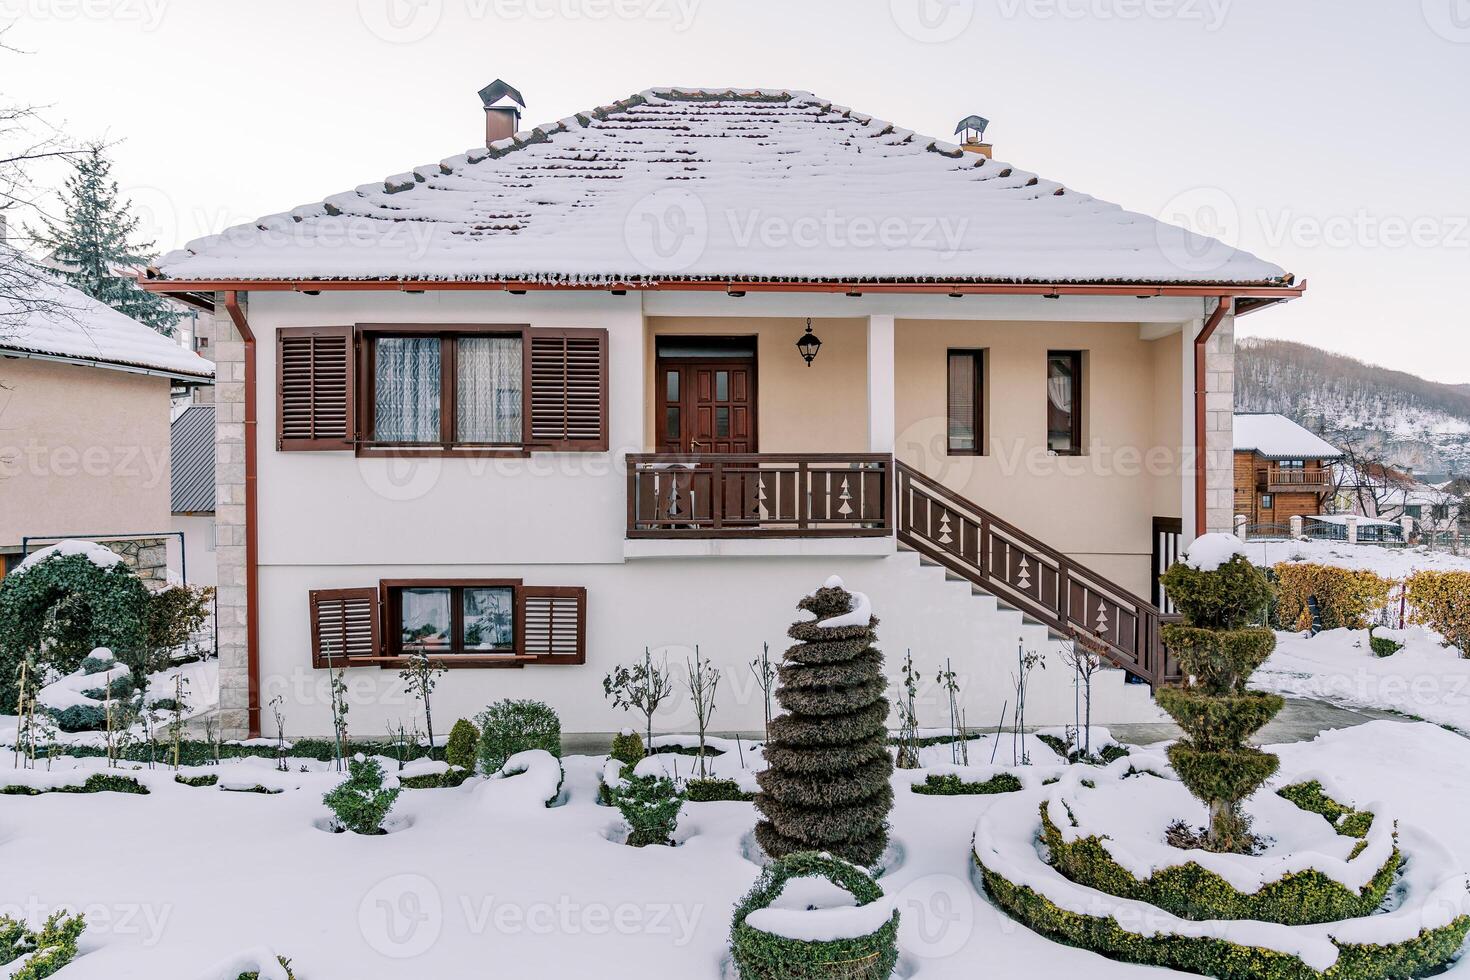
[894,462,1181,688]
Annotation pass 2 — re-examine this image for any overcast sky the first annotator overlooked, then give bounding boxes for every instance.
[5,0,1466,381]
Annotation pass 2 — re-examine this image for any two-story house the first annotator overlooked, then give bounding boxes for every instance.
[141,84,1302,739]
[1232,413,1341,528]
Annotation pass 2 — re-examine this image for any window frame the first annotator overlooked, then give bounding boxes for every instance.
[380,578,538,668]
[945,349,986,457]
[357,324,532,458]
[1045,350,1084,457]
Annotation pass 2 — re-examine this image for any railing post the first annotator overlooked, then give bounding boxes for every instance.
[711,460,724,530]
[797,461,809,530]
[627,461,638,534]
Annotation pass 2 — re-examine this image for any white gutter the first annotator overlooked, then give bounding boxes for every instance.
[0,347,214,385]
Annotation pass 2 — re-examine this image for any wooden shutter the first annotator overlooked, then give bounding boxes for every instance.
[518,586,586,665]
[526,328,608,451]
[309,588,380,668]
[278,326,356,451]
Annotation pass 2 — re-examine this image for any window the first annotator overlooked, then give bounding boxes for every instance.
[946,350,984,455]
[1404,504,1423,520]
[1046,351,1083,455]
[1260,493,1274,509]
[367,331,522,447]
[1432,503,1450,521]
[1278,459,1305,469]
[389,581,516,656]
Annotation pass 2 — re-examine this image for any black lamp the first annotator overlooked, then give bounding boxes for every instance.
[796,318,822,367]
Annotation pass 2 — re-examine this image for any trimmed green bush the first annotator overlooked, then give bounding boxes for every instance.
[756,580,893,867]
[1274,564,1394,632]
[0,773,149,796]
[0,909,85,980]
[1035,733,1129,765]
[476,699,561,775]
[979,855,1469,980]
[174,773,219,787]
[1041,803,1398,925]
[1278,781,1375,840]
[322,755,400,834]
[79,675,134,701]
[610,729,646,767]
[235,956,296,980]
[49,704,110,733]
[685,777,753,802]
[444,718,479,772]
[730,852,899,980]
[911,772,1023,796]
[610,774,682,845]
[1368,633,1403,658]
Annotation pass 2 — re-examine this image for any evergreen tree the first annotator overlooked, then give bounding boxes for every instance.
[30,144,181,336]
[755,577,893,866]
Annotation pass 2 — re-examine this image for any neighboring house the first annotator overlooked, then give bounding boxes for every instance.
[1232,413,1341,527]
[1339,462,1459,539]
[170,403,217,586]
[0,257,215,577]
[141,83,1302,738]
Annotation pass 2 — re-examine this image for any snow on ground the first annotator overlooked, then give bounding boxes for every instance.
[1253,627,1470,732]
[1243,538,1470,577]
[5,720,1464,979]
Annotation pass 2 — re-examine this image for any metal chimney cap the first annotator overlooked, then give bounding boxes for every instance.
[478,79,526,108]
[954,114,990,138]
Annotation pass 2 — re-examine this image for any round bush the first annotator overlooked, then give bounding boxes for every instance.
[476,699,561,775]
[730,851,899,980]
[1160,553,1273,631]
[0,552,149,708]
[609,729,646,767]
[444,718,480,772]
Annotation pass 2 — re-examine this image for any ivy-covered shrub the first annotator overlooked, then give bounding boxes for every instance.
[610,729,646,767]
[80,674,134,701]
[978,856,1470,980]
[444,718,480,772]
[1040,802,1398,925]
[1158,543,1281,852]
[49,704,110,733]
[730,852,899,980]
[0,909,85,980]
[685,777,753,802]
[756,579,893,867]
[611,774,683,846]
[322,754,400,834]
[1273,564,1394,632]
[1405,570,1470,657]
[911,772,1023,796]
[476,700,561,775]
[0,773,148,796]
[0,551,150,708]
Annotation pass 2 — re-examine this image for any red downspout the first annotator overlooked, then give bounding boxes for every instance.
[1193,297,1233,538]
[222,291,262,738]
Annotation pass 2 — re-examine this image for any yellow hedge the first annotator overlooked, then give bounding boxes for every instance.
[1405,571,1470,658]
[1272,563,1394,632]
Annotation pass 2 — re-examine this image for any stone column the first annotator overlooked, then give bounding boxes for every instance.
[1290,515,1304,539]
[1203,312,1235,534]
[1234,515,1247,540]
[211,292,250,739]
[1346,515,1359,544]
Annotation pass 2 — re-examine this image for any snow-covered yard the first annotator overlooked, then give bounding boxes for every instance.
[2,721,1468,979]
[1244,538,1470,577]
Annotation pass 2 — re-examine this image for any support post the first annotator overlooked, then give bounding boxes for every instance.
[866,315,896,455]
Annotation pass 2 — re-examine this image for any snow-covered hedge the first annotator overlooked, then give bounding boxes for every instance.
[1273,563,1394,632]
[1406,570,1470,656]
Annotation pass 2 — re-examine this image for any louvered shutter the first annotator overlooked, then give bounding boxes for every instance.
[518,586,586,665]
[309,588,380,668]
[278,327,356,450]
[525,328,608,452]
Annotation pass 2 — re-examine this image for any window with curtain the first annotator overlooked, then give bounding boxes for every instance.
[370,333,524,446]
[1046,351,1083,456]
[946,350,983,455]
[374,337,441,443]
[456,336,523,443]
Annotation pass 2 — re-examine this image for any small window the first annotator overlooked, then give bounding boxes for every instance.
[1404,504,1423,520]
[1432,503,1450,521]
[1260,494,1274,509]
[1046,351,1083,456]
[1279,459,1305,469]
[369,332,522,447]
[388,581,517,657]
[946,350,984,455]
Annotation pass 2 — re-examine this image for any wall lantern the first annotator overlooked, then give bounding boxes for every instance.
[796,318,822,367]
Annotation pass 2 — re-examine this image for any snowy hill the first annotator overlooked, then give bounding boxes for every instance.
[1236,339,1470,476]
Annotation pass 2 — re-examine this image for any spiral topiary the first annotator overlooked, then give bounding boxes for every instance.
[755,577,893,867]
[1157,538,1281,852]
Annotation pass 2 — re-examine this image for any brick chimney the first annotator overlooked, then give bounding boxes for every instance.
[954,114,992,158]
[479,79,526,146]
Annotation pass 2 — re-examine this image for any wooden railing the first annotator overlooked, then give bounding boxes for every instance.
[895,462,1180,687]
[1261,468,1332,491]
[627,454,893,538]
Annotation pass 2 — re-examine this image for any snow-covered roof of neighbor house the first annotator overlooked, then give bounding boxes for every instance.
[152,88,1291,287]
[1,253,215,381]
[1307,515,1401,528]
[170,404,215,514]
[1233,413,1341,460]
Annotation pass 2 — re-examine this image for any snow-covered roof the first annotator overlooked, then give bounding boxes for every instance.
[1,255,215,381]
[154,88,1290,287]
[1233,413,1341,460]
[1307,515,1401,528]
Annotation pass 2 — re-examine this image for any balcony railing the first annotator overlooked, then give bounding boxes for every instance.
[627,453,893,538]
[1260,468,1333,491]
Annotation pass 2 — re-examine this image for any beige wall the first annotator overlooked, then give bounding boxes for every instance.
[0,357,173,550]
[643,317,869,453]
[893,319,1183,594]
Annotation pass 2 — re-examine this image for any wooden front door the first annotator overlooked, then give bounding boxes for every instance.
[656,359,756,454]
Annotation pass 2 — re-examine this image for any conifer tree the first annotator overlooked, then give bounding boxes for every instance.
[755,577,893,866]
[30,144,181,335]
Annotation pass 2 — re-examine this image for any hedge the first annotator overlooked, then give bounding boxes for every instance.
[0,773,148,796]
[1273,564,1394,632]
[1405,570,1470,657]
[684,777,753,802]
[911,772,1023,796]
[730,852,899,980]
